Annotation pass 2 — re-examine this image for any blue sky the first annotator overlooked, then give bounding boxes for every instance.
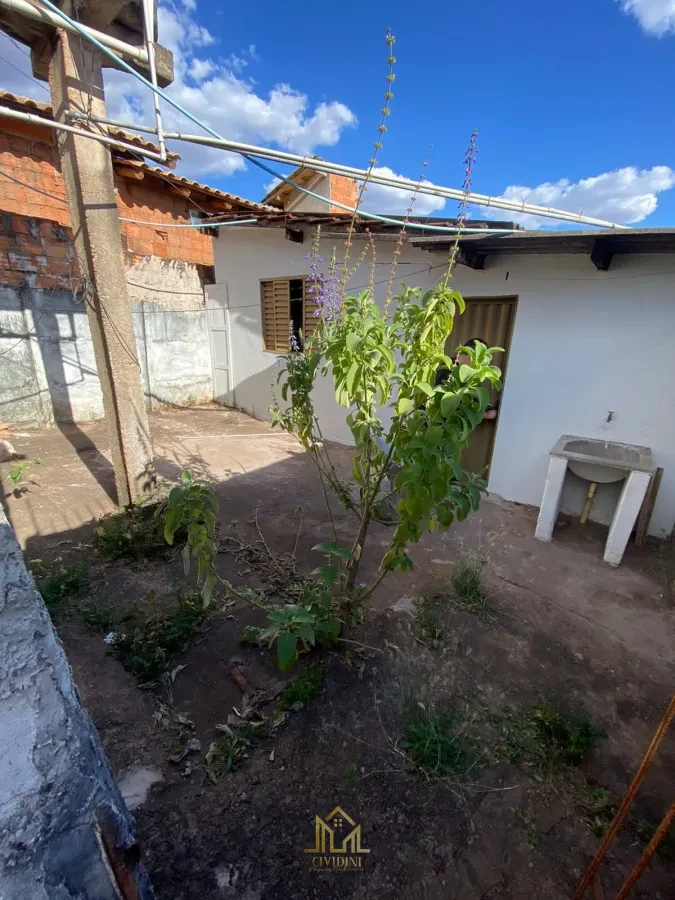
[1,0,674,227]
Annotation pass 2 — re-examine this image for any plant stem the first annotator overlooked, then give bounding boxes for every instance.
[361,565,390,600]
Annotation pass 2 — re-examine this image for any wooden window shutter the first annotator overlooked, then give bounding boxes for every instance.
[260,279,291,352]
[303,278,320,341]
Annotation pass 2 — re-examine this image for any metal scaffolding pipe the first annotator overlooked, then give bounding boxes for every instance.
[141,0,165,162]
[0,0,149,64]
[66,112,629,230]
[0,103,165,161]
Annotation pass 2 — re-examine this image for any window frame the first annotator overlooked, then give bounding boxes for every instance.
[259,274,315,354]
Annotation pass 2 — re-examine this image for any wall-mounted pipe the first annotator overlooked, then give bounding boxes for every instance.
[141,0,166,162]
[66,110,631,231]
[580,482,597,525]
[0,103,165,161]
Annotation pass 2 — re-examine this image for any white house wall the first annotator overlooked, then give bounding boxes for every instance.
[214,228,675,538]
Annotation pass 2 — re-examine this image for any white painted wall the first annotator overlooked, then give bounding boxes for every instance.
[214,227,675,538]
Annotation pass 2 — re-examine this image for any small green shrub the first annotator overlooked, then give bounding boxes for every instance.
[205,722,265,779]
[94,506,168,560]
[402,702,481,779]
[78,598,117,634]
[449,555,493,618]
[38,563,89,610]
[8,457,41,486]
[239,625,264,647]
[278,666,324,710]
[413,600,445,643]
[493,700,607,774]
[108,591,205,683]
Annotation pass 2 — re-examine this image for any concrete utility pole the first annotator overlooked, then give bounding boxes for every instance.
[47,27,154,505]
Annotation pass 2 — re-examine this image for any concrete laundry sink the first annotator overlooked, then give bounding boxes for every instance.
[550,435,655,484]
[536,435,656,566]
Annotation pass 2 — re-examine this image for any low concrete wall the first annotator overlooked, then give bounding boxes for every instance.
[0,508,153,898]
[0,260,214,426]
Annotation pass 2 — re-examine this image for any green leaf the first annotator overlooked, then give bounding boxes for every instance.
[163,507,183,544]
[312,542,331,554]
[320,564,339,586]
[459,364,474,383]
[316,617,341,643]
[425,425,443,448]
[397,397,414,415]
[475,386,489,409]
[203,509,216,539]
[294,622,316,646]
[292,609,316,624]
[440,392,460,418]
[346,331,360,351]
[182,544,191,575]
[416,381,434,398]
[167,486,185,508]
[378,344,396,373]
[346,361,360,395]
[201,572,217,608]
[267,609,291,624]
[277,632,298,671]
[332,547,352,561]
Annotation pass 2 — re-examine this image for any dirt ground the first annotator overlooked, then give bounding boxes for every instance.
[2,406,674,899]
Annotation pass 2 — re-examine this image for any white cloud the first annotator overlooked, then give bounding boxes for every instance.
[361,166,446,216]
[482,166,675,229]
[615,0,675,35]
[104,3,356,178]
[189,58,215,82]
[0,4,356,182]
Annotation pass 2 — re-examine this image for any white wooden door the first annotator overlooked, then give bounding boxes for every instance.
[205,284,234,406]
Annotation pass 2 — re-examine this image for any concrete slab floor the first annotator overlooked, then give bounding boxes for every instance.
[1,405,673,669]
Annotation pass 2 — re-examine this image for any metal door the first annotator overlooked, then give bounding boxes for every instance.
[205,283,234,406]
[444,296,517,476]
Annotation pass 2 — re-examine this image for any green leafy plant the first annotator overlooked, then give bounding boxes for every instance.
[450,555,491,614]
[205,722,264,779]
[8,457,41,486]
[271,277,502,604]
[161,469,219,606]
[162,471,342,670]
[402,701,481,779]
[255,568,342,670]
[94,505,167,560]
[492,700,607,774]
[107,591,205,684]
[413,599,445,643]
[38,563,89,611]
[278,666,324,709]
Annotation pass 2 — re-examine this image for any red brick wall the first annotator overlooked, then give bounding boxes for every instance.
[115,177,213,267]
[0,125,70,227]
[0,118,214,275]
[0,211,79,291]
[328,174,358,213]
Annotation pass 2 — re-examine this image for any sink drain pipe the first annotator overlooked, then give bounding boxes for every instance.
[579,482,598,525]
